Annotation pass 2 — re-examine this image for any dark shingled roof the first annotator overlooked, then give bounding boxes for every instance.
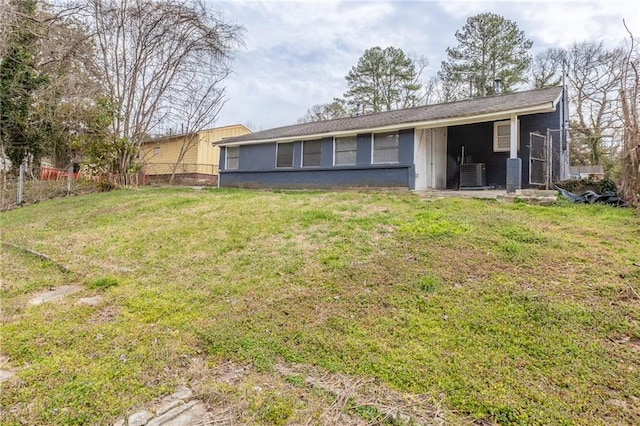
[221,86,563,145]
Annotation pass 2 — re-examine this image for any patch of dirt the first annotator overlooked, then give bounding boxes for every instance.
[88,304,120,324]
[627,338,640,353]
[0,355,18,383]
[77,295,103,306]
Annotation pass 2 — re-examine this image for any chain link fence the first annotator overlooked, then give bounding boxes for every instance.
[1,168,99,211]
[1,161,221,210]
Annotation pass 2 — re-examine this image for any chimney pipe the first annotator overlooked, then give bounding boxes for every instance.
[494,78,502,95]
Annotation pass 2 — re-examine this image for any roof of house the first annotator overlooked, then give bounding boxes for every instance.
[219,86,564,146]
[144,124,252,144]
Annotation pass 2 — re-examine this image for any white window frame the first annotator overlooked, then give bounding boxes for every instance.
[276,142,294,168]
[226,146,239,170]
[371,131,400,164]
[333,135,357,166]
[154,146,160,156]
[302,139,322,167]
[493,120,520,152]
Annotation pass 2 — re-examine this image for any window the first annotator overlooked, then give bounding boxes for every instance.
[154,147,160,156]
[276,142,294,168]
[226,146,239,169]
[334,136,357,165]
[494,120,519,152]
[302,140,322,167]
[372,131,399,164]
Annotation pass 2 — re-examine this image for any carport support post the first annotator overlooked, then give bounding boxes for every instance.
[506,115,521,193]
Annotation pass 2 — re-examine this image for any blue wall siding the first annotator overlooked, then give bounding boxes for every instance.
[219,130,415,189]
[446,109,561,189]
[218,110,563,190]
[399,129,415,189]
[447,122,500,188]
[399,129,414,164]
[321,137,334,167]
[235,143,277,170]
[356,133,372,165]
[220,166,411,189]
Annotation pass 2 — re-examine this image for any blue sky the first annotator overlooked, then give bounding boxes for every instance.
[211,0,640,131]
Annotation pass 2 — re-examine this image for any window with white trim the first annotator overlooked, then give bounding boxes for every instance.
[372,131,399,164]
[276,142,294,168]
[334,136,357,165]
[302,140,322,167]
[226,146,239,169]
[493,120,519,152]
[154,147,160,156]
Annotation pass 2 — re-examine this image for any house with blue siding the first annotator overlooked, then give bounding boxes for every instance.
[217,86,568,192]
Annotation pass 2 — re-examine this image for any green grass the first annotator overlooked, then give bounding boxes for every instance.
[1,187,639,425]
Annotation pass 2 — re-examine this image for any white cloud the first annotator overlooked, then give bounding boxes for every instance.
[213,0,640,130]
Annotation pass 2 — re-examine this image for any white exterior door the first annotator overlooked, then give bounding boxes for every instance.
[415,127,447,190]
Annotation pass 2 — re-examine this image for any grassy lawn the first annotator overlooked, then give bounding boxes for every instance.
[1,187,639,425]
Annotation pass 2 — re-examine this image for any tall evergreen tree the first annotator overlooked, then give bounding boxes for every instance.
[438,12,532,100]
[344,46,422,113]
[0,0,49,168]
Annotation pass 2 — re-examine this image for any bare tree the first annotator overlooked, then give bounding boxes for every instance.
[77,0,243,179]
[533,43,626,170]
[161,66,228,184]
[531,48,564,89]
[619,22,640,207]
[34,4,109,169]
[297,99,352,123]
[565,42,625,170]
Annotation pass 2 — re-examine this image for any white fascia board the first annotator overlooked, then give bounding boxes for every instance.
[218,101,557,147]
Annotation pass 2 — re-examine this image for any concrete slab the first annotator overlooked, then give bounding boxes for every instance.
[128,410,153,426]
[0,369,16,382]
[114,386,210,426]
[414,189,505,199]
[147,401,207,426]
[29,285,83,305]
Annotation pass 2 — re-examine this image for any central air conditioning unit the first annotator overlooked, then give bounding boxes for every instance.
[460,163,486,187]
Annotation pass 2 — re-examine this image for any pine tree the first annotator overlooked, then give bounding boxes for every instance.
[344,46,422,113]
[438,13,532,100]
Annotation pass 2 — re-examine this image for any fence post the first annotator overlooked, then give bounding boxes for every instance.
[17,162,24,205]
[67,164,73,195]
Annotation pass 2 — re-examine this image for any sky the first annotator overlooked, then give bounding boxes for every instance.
[210,0,640,131]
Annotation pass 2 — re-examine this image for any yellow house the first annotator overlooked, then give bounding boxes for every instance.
[141,124,251,184]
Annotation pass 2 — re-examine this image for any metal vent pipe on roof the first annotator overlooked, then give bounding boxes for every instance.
[494,78,502,95]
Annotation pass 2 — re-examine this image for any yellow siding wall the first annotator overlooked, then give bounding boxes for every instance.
[142,124,250,176]
[196,125,251,175]
[141,136,197,175]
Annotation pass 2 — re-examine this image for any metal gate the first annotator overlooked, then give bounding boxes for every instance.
[529,132,548,186]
